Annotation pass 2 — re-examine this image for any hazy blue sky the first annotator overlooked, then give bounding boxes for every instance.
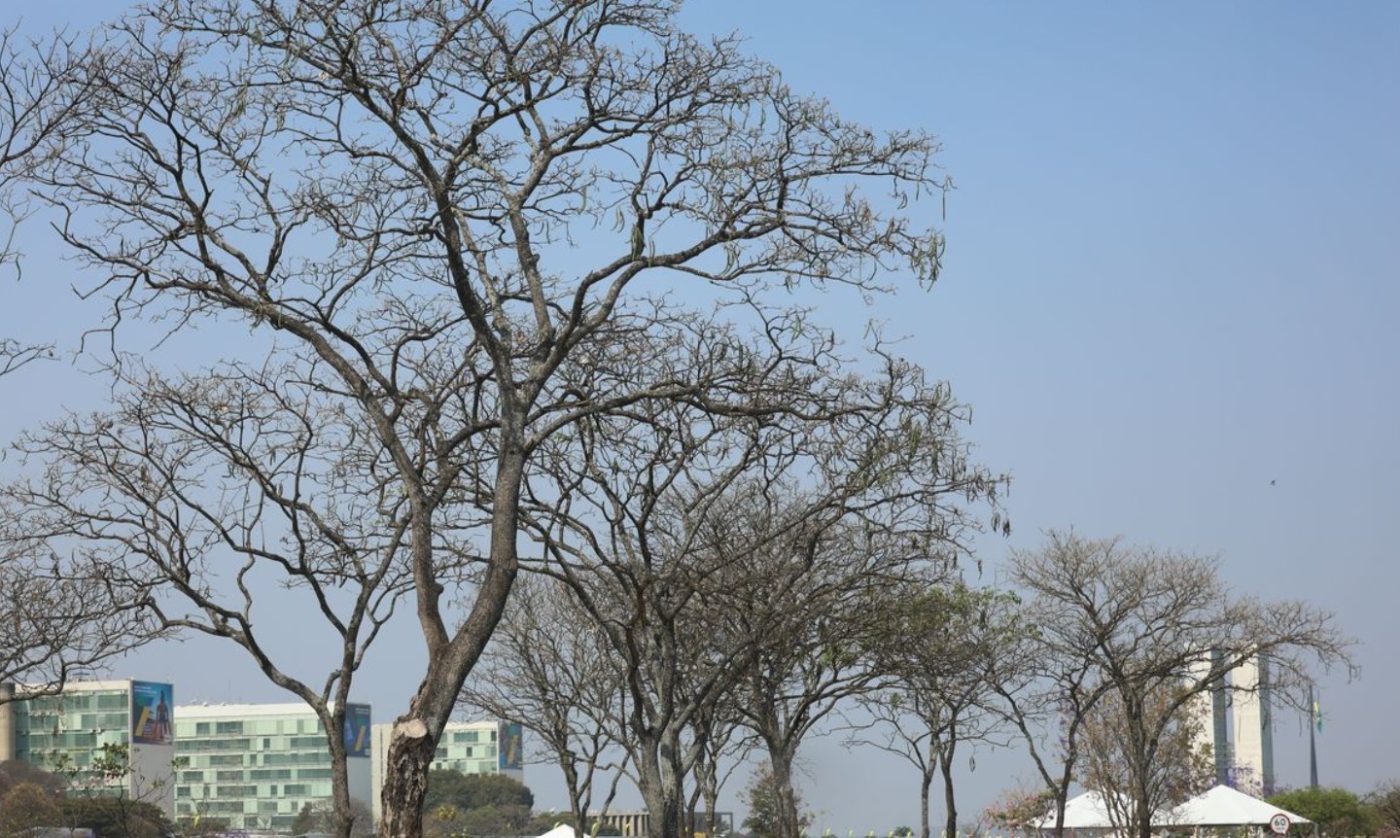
[3,1,1397,834]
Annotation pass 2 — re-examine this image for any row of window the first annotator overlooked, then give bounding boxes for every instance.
[175,812,301,830]
[179,767,334,784]
[16,692,129,713]
[182,749,334,768]
[14,712,130,732]
[174,718,326,737]
[177,782,324,800]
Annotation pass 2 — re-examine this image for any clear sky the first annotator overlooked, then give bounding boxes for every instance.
[3,1,1398,834]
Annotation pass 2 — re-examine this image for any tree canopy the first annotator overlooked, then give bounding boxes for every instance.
[1267,788,1381,838]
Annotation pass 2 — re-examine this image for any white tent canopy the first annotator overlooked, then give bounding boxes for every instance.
[1033,791,1117,831]
[1165,785,1312,828]
[1035,785,1312,832]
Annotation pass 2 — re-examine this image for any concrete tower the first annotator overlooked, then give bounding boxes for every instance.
[1187,649,1231,784]
[1230,655,1275,796]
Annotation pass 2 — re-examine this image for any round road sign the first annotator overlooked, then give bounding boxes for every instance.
[1269,814,1291,835]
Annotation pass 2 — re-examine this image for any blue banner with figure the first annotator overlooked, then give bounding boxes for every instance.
[131,681,174,745]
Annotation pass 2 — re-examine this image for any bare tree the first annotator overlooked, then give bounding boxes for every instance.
[518,337,1000,838]
[460,574,629,838]
[1004,532,1353,838]
[851,583,1022,838]
[15,1,951,834]
[731,525,932,838]
[683,691,753,838]
[4,362,408,838]
[0,29,97,378]
[1076,686,1214,835]
[0,26,93,271]
[0,532,156,702]
[1,34,154,693]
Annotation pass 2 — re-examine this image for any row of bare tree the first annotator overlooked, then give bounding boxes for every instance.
[0,5,1349,838]
[463,531,1352,838]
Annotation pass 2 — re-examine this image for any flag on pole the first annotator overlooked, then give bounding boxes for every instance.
[1313,696,1323,733]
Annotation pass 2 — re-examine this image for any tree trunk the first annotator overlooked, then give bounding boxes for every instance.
[636,734,686,838]
[937,738,957,838]
[1133,780,1152,838]
[379,707,439,838]
[379,449,526,837]
[919,763,935,838]
[1051,750,1077,838]
[768,745,802,838]
[563,759,588,838]
[326,705,354,838]
[703,775,721,838]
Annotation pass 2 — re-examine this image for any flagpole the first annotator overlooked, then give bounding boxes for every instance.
[1308,683,1319,789]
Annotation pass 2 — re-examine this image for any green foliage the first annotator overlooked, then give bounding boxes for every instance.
[59,796,174,838]
[0,781,63,834]
[290,802,320,836]
[289,799,375,838]
[425,770,534,812]
[742,767,811,838]
[0,761,66,798]
[1267,787,1381,838]
[1366,780,1400,832]
[422,771,537,838]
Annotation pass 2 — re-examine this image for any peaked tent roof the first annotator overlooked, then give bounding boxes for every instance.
[1165,785,1312,827]
[1033,785,1311,831]
[1032,790,1117,830]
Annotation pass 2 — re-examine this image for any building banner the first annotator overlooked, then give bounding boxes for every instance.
[131,681,174,745]
[499,722,522,771]
[345,703,372,758]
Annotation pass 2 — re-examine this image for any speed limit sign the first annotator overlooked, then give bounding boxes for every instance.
[1269,814,1291,835]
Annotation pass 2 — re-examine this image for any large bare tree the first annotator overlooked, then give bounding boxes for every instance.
[1004,533,1352,838]
[13,1,952,835]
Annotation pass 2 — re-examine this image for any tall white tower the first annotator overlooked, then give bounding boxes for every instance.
[1187,649,1230,784]
[1230,655,1275,796]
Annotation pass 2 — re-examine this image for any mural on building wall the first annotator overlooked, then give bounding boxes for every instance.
[131,682,174,745]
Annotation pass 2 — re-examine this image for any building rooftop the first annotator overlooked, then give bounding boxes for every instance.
[174,701,362,718]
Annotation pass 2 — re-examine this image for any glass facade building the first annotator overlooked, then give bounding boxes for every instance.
[173,703,373,832]
[0,680,176,816]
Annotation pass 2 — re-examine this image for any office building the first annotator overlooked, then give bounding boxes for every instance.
[173,702,373,832]
[0,679,176,817]
[370,720,523,822]
[592,809,733,838]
